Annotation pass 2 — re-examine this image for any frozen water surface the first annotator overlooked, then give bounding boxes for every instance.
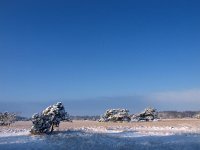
[0,130,200,150]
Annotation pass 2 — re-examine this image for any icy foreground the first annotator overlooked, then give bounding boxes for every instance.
[1,120,200,150]
[1,130,200,150]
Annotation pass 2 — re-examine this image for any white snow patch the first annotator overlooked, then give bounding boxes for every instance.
[0,129,29,137]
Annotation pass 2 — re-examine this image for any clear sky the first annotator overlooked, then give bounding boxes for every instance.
[0,0,200,116]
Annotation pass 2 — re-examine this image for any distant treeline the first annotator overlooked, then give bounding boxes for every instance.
[70,111,200,120]
[70,115,100,121]
[158,111,200,119]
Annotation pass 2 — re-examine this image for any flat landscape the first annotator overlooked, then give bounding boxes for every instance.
[1,119,200,135]
[1,119,200,150]
[1,1,200,149]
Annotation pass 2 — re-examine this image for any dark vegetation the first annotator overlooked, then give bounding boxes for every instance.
[158,111,200,119]
[1,111,200,125]
[0,112,16,126]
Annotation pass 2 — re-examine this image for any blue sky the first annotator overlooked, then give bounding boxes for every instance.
[0,0,200,116]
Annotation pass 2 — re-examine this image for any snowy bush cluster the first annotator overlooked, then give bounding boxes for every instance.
[0,112,16,126]
[30,102,71,134]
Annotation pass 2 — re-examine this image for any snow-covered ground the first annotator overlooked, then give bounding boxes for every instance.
[1,125,200,150]
[79,124,200,136]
